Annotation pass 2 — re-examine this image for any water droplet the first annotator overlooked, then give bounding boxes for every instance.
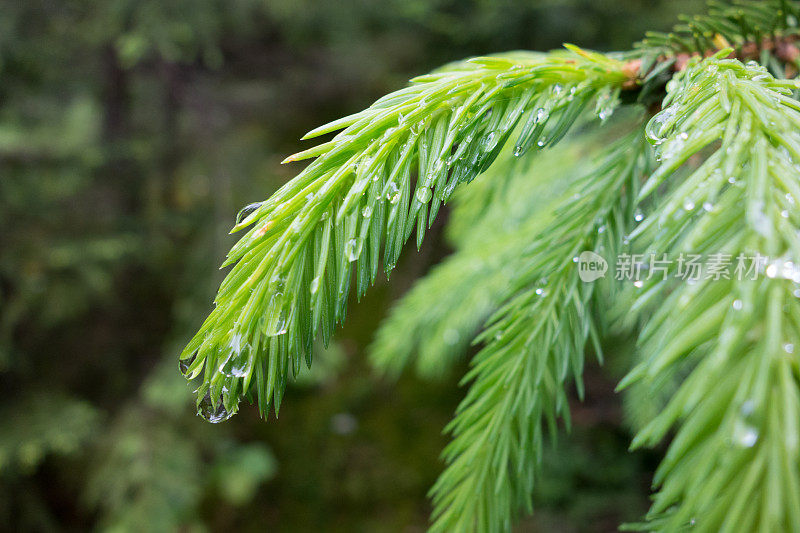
[634,280,644,288]
[734,422,759,447]
[733,299,743,310]
[197,392,236,423]
[267,314,288,336]
[385,181,401,204]
[683,200,696,211]
[702,201,714,212]
[634,210,644,222]
[782,210,790,218]
[362,205,373,218]
[535,108,549,123]
[179,351,197,375]
[535,288,546,296]
[785,343,795,354]
[482,132,496,151]
[415,187,432,204]
[220,345,252,378]
[346,239,362,262]
[310,276,321,295]
[236,202,263,224]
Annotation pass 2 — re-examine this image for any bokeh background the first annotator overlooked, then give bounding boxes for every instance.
[1,1,699,531]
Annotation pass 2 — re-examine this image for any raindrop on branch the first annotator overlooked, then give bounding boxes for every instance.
[346,239,362,262]
[236,202,263,224]
[197,392,236,424]
[415,187,432,204]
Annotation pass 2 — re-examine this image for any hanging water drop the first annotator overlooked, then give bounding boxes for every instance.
[385,181,401,204]
[415,187,432,204]
[482,132,496,151]
[634,210,644,222]
[734,421,759,448]
[179,351,197,375]
[197,392,236,423]
[236,202,263,224]
[346,239,362,262]
[362,205,373,218]
[310,276,321,295]
[266,311,288,336]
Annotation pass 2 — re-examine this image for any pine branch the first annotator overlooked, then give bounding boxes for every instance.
[619,54,800,531]
[429,131,651,532]
[180,46,633,418]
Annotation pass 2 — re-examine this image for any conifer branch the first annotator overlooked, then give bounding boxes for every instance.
[180,47,632,419]
[619,54,800,531]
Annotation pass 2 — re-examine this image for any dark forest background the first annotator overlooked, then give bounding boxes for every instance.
[1,1,699,531]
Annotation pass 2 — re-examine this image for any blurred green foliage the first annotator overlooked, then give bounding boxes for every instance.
[1,0,694,530]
